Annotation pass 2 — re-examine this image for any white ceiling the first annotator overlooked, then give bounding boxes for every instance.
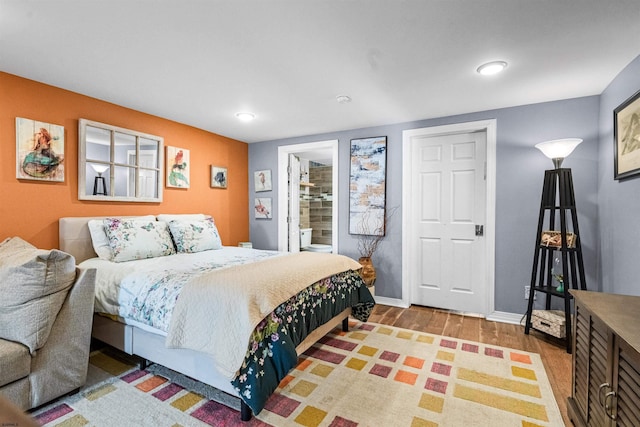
[1,1,639,143]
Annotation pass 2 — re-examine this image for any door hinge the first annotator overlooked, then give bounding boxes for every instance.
[475,225,484,236]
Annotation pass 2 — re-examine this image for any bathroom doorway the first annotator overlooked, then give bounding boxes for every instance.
[277,140,339,253]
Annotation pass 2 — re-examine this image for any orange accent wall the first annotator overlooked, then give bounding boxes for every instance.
[0,72,249,250]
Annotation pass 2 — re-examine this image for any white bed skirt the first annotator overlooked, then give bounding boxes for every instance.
[92,307,352,399]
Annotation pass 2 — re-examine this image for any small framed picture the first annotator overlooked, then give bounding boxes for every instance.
[211,165,227,188]
[166,146,190,188]
[254,197,272,219]
[254,169,272,192]
[614,88,640,180]
[16,117,65,182]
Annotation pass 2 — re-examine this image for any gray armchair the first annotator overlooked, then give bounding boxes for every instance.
[0,237,96,410]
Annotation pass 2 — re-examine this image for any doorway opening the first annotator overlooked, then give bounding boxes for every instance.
[277,140,339,253]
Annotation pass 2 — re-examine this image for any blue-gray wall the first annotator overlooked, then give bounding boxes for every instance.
[598,55,640,296]
[249,93,603,315]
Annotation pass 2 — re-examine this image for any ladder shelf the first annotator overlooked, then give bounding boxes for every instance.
[524,168,587,353]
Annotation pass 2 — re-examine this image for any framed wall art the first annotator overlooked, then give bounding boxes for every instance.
[254,197,272,219]
[16,117,65,182]
[211,165,228,188]
[166,146,190,188]
[349,136,387,235]
[254,169,272,192]
[614,88,640,180]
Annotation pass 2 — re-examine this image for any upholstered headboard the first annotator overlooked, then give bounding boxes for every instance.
[59,214,210,263]
[59,217,103,263]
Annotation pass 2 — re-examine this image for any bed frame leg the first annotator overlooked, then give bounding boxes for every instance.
[342,317,349,332]
[240,400,252,421]
[138,358,148,370]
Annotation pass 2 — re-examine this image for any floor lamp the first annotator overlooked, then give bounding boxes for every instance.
[524,138,587,353]
[92,164,109,196]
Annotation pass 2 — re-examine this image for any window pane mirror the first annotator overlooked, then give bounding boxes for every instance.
[78,118,164,202]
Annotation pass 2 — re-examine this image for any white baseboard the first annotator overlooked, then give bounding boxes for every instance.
[371,297,523,326]
[486,311,524,325]
[372,295,410,308]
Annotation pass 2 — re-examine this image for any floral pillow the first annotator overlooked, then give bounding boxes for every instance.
[103,218,176,262]
[168,218,222,253]
[88,215,156,260]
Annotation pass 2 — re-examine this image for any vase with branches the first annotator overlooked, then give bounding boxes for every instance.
[355,206,397,288]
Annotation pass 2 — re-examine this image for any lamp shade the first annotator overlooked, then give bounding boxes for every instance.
[91,164,109,174]
[535,138,582,168]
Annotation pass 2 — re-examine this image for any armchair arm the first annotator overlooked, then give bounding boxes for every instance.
[29,268,96,408]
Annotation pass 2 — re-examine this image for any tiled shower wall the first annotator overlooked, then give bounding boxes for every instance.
[300,164,332,245]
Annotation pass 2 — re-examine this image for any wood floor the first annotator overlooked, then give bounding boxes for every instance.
[368,304,572,427]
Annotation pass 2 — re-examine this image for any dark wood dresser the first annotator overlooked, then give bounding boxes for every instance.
[568,290,640,426]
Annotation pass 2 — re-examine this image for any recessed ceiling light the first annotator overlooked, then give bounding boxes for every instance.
[235,112,255,122]
[476,61,508,76]
[336,95,352,104]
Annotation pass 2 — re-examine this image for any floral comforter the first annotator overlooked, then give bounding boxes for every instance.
[80,247,374,415]
[80,246,282,329]
[233,269,374,414]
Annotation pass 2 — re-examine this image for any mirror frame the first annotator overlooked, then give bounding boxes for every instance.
[78,118,164,202]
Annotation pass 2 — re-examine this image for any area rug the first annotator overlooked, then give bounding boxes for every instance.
[32,322,563,426]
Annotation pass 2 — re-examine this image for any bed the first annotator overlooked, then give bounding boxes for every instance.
[58,215,374,421]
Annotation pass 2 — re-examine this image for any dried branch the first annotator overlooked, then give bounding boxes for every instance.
[357,206,398,259]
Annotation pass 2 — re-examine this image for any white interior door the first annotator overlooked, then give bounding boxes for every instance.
[128,150,156,198]
[288,154,301,252]
[139,152,156,198]
[408,130,487,313]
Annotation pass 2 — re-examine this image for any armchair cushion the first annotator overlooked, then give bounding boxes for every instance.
[0,340,30,388]
[0,237,76,353]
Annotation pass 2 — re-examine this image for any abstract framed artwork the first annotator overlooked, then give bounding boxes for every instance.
[254,197,272,219]
[166,146,190,188]
[16,117,65,182]
[211,165,228,188]
[349,136,387,235]
[254,169,272,192]
[614,88,640,180]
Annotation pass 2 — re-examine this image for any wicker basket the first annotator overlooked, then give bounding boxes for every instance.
[531,309,568,339]
[541,230,576,248]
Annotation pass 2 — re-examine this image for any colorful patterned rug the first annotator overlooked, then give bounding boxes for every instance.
[32,322,562,426]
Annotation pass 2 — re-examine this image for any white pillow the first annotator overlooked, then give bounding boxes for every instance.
[156,213,211,222]
[103,218,176,262]
[168,218,222,253]
[88,215,155,260]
